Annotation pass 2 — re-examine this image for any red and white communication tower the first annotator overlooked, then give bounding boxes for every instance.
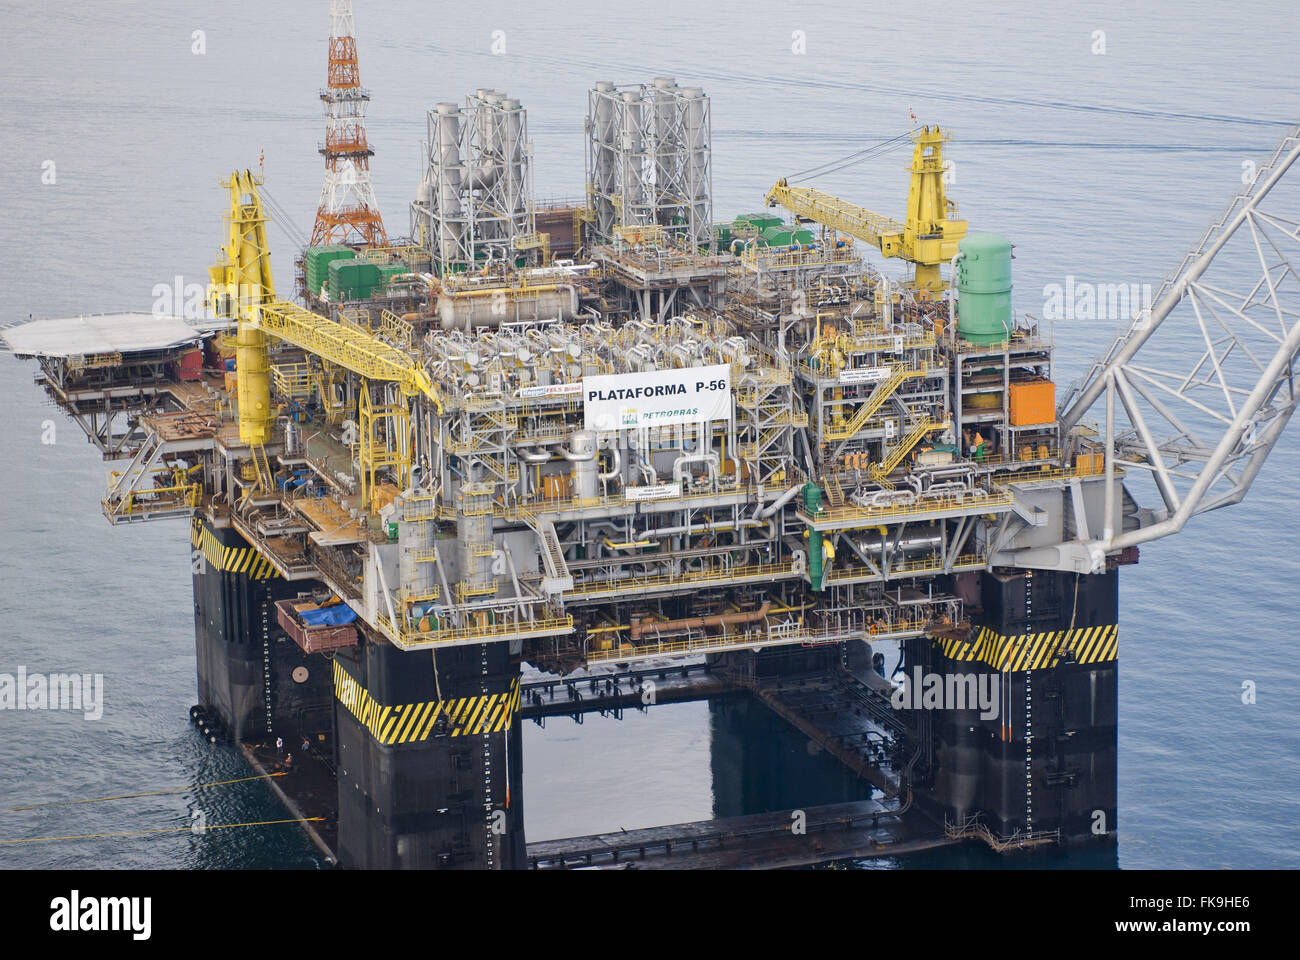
[310,0,388,247]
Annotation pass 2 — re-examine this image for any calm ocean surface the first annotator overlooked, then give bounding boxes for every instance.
[1,0,1297,868]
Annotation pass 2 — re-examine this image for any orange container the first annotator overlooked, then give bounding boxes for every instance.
[1009,379,1055,426]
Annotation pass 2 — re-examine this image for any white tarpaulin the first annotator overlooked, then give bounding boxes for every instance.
[583,363,732,431]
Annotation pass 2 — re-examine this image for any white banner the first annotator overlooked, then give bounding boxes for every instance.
[624,482,682,501]
[517,382,582,400]
[583,363,731,431]
[839,366,892,385]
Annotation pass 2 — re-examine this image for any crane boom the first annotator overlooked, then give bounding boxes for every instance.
[765,125,967,292]
[1056,124,1300,561]
[764,180,906,255]
[209,169,443,429]
[255,300,441,408]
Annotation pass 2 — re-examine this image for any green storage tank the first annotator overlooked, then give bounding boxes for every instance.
[802,482,825,591]
[956,233,1013,345]
[306,245,355,296]
[305,245,354,274]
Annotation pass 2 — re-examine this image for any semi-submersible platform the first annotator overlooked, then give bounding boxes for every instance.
[6,6,1300,869]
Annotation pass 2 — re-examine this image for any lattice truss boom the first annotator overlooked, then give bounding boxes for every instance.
[1061,125,1300,551]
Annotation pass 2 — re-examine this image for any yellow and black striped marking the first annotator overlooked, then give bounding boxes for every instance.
[333,660,522,744]
[190,519,278,580]
[936,623,1117,672]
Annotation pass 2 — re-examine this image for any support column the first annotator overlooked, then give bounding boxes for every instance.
[918,568,1118,845]
[334,639,525,868]
[190,518,337,746]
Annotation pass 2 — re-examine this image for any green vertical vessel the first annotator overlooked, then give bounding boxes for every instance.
[956,233,1013,345]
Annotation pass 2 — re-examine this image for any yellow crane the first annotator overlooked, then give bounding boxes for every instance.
[208,170,444,507]
[209,170,276,447]
[765,125,967,294]
[208,169,444,450]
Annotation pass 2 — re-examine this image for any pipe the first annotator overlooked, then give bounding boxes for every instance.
[630,601,771,640]
[758,483,803,519]
[438,281,567,300]
[561,444,596,462]
[602,537,654,551]
[672,452,719,486]
[597,445,621,481]
[516,445,551,464]
[856,527,942,556]
[947,251,962,340]
[634,517,773,541]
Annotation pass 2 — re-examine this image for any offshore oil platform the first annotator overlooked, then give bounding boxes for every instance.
[6,2,1300,868]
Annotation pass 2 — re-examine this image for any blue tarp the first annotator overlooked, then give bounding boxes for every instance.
[299,604,357,627]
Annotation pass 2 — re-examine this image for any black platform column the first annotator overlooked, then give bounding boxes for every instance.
[924,568,1119,846]
[192,519,281,741]
[334,639,525,869]
[191,518,337,747]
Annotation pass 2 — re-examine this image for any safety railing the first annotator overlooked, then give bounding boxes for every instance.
[566,561,799,598]
[801,489,1013,526]
[270,362,312,400]
[825,553,986,583]
[378,613,574,650]
[102,476,200,520]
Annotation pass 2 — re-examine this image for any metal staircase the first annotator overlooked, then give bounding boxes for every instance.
[825,366,923,441]
[519,508,573,595]
[823,474,845,507]
[870,418,946,482]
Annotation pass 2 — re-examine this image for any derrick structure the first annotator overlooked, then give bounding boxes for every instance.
[310,0,388,248]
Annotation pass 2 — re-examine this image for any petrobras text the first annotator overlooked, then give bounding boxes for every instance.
[583,364,731,431]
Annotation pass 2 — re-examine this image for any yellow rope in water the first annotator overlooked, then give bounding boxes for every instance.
[6,772,286,812]
[0,817,323,846]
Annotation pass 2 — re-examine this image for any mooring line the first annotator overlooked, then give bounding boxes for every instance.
[5,772,287,812]
[0,816,323,845]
